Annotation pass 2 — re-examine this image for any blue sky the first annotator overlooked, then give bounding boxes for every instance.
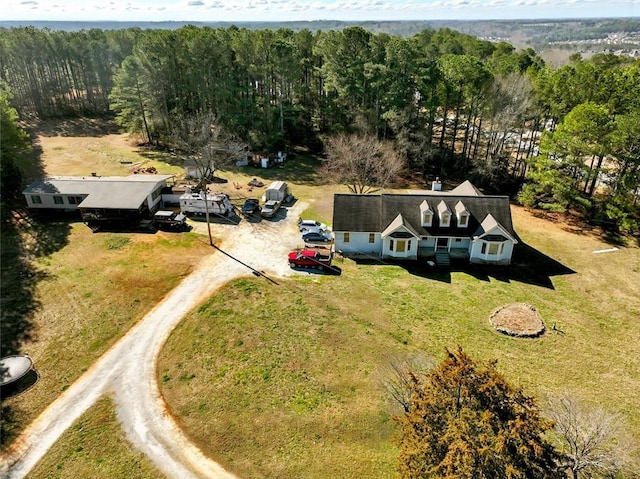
[3,0,638,22]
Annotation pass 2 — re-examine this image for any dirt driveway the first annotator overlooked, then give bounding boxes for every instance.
[1,201,311,478]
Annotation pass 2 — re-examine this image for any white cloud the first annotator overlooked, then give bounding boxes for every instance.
[1,0,636,22]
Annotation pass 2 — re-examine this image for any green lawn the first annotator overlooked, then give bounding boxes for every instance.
[4,122,639,475]
[27,396,162,479]
[1,219,213,449]
[158,206,640,478]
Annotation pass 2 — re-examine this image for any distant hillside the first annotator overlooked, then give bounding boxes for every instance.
[2,18,639,64]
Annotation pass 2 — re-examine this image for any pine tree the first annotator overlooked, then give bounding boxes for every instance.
[0,87,30,200]
[395,347,564,479]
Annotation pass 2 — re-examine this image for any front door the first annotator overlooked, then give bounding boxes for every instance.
[436,237,448,250]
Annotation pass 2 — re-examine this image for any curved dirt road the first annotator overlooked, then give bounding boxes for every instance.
[1,202,309,478]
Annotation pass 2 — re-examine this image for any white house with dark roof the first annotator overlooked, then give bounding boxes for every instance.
[332,181,517,265]
[22,175,172,225]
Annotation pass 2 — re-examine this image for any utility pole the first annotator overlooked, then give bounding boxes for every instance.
[189,153,213,247]
[203,186,213,246]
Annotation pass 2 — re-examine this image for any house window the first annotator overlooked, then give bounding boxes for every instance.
[368,233,375,243]
[151,187,162,201]
[459,215,468,227]
[455,238,462,243]
[482,242,504,255]
[422,212,432,226]
[31,195,42,204]
[343,232,350,243]
[389,239,394,251]
[441,214,450,227]
[408,240,411,250]
[396,240,406,253]
[67,196,84,205]
[54,196,64,204]
[489,243,504,255]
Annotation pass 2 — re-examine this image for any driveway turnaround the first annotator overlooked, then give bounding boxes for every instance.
[1,203,307,478]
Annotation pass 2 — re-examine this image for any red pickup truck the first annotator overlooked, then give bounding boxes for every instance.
[288,248,332,269]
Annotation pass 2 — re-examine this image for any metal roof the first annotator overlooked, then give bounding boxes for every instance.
[22,175,172,210]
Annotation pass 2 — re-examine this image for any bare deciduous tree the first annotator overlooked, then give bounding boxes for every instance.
[323,133,405,194]
[380,354,433,413]
[172,111,248,190]
[171,111,248,244]
[547,393,632,479]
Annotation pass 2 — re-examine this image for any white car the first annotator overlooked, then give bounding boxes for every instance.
[298,219,327,232]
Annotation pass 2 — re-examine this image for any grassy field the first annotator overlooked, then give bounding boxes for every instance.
[27,396,162,479]
[158,206,640,478]
[24,118,184,178]
[1,214,214,448]
[1,121,214,448]
[3,119,639,476]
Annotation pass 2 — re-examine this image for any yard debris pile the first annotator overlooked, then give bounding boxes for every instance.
[489,303,546,338]
[132,165,157,174]
[248,178,264,187]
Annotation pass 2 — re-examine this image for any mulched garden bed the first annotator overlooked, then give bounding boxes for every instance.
[489,303,546,338]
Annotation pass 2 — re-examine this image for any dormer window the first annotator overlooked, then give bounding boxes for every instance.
[455,201,469,228]
[419,200,433,227]
[437,200,451,227]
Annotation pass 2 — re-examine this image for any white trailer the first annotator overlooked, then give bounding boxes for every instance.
[179,190,235,217]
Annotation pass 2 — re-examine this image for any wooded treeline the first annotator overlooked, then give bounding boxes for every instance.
[1,25,638,230]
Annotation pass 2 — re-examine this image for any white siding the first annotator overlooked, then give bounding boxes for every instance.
[469,237,514,265]
[24,193,85,210]
[334,232,381,255]
[451,237,471,250]
[146,184,164,210]
[382,237,418,260]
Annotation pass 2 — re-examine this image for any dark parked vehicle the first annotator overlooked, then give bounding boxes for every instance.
[241,198,261,215]
[302,231,332,243]
[152,210,189,231]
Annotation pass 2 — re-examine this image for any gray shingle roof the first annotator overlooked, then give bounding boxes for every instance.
[333,194,382,232]
[333,185,515,239]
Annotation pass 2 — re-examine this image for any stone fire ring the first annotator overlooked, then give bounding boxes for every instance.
[489,303,546,338]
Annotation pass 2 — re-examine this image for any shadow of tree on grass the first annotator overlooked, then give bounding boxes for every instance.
[1,205,71,448]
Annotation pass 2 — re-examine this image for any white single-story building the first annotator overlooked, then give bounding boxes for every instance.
[22,174,173,225]
[332,181,517,266]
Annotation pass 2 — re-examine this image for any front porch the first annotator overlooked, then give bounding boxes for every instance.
[418,246,469,260]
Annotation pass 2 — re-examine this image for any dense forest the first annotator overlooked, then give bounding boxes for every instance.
[1,25,638,232]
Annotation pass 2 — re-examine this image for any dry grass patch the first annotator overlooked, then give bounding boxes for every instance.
[29,119,182,178]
